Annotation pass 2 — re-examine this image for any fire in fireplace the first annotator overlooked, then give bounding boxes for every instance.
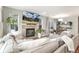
[26,28,35,37]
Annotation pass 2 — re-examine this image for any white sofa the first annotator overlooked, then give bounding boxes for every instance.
[20,40,59,53]
[20,34,79,53]
[54,34,79,53]
[0,32,78,53]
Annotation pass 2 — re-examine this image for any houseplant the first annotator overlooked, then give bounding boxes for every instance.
[36,27,44,38]
[6,16,17,32]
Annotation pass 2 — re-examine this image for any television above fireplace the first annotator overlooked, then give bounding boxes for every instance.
[22,11,40,22]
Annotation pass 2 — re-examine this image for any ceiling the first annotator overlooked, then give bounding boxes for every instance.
[7,6,79,18]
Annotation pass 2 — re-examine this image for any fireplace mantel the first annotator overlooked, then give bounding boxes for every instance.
[22,24,37,29]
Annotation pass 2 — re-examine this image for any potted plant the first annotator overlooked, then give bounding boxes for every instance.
[6,16,17,32]
[36,28,44,38]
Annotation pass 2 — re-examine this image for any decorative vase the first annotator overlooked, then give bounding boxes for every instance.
[11,29,16,33]
[38,33,41,38]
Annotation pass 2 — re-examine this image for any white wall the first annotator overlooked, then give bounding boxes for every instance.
[40,16,47,30]
[2,6,22,35]
[40,16,58,34]
[63,16,78,35]
[0,6,3,37]
[49,18,58,31]
[40,16,50,34]
[0,6,2,22]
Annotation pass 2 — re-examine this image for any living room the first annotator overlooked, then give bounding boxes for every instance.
[0,6,79,53]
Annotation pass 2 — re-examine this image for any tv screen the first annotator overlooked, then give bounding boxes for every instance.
[22,11,40,22]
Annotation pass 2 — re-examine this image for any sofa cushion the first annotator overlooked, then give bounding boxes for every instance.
[20,40,59,53]
[17,37,49,50]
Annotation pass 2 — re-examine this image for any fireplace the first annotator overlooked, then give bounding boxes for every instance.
[26,28,35,37]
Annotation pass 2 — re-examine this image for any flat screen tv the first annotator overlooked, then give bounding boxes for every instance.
[22,11,40,22]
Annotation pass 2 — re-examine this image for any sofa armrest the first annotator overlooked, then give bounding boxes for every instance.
[54,44,68,53]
